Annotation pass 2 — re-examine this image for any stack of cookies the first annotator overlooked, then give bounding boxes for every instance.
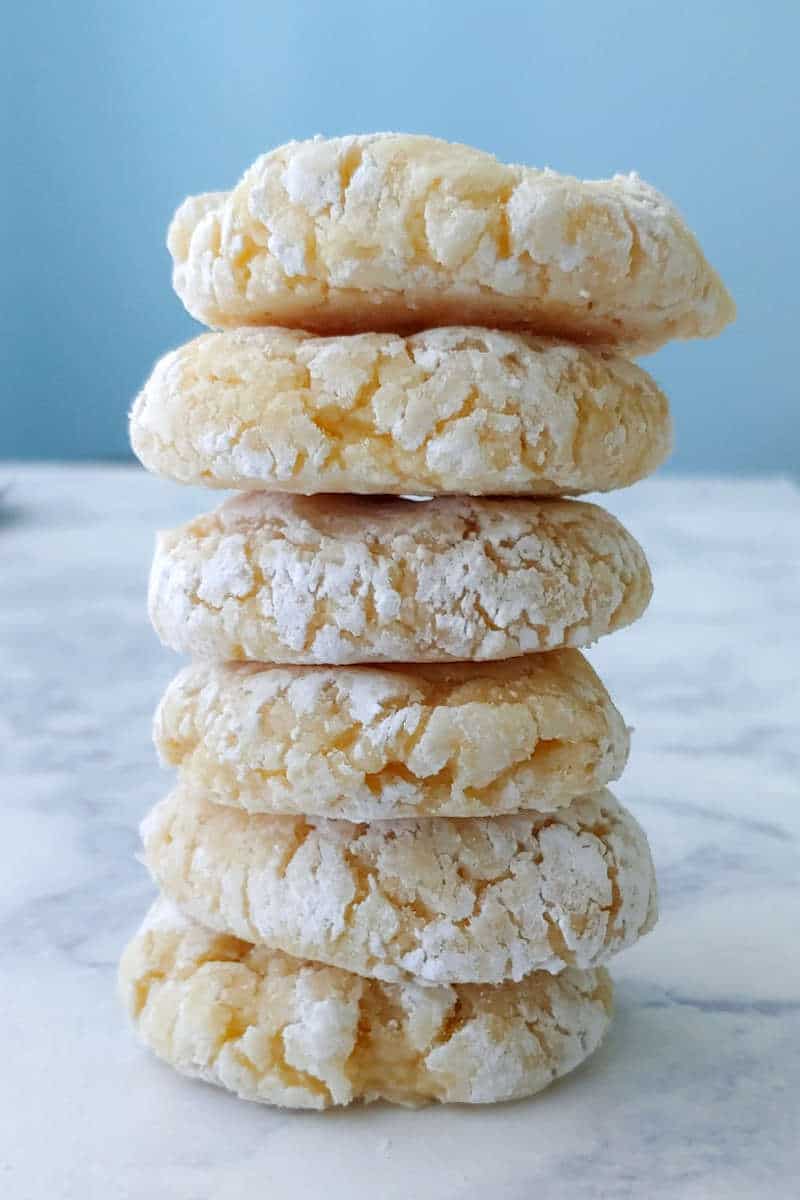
[121,134,733,1109]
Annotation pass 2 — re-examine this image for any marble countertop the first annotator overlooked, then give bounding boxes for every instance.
[1,465,798,1199]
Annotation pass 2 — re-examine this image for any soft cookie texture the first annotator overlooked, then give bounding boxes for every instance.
[120,898,613,1108]
[141,786,657,986]
[148,493,652,664]
[130,327,672,497]
[154,651,630,819]
[168,133,734,353]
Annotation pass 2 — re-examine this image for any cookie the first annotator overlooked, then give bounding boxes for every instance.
[148,493,651,664]
[141,786,657,986]
[154,650,629,820]
[168,133,734,353]
[120,898,613,1108]
[130,327,671,497]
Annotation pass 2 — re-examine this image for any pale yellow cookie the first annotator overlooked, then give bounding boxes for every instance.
[120,898,613,1108]
[168,133,734,352]
[148,494,651,664]
[154,650,629,819]
[142,786,657,986]
[130,327,671,496]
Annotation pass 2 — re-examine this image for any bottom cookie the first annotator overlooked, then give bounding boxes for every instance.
[120,898,613,1109]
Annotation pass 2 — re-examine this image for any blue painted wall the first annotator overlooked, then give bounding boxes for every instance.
[3,0,797,472]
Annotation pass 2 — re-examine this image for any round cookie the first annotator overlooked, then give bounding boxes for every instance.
[168,133,734,353]
[121,898,613,1109]
[141,786,657,986]
[148,493,652,665]
[130,326,672,497]
[154,650,630,820]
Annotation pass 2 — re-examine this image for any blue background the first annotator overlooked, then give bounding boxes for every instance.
[3,0,797,473]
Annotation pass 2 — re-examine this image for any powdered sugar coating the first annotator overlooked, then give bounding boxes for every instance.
[148,493,652,664]
[141,786,657,986]
[120,898,613,1108]
[168,133,734,353]
[154,651,630,819]
[130,326,671,496]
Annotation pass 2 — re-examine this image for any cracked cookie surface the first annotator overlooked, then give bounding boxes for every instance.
[141,786,657,986]
[155,650,629,819]
[130,326,671,496]
[148,493,651,664]
[168,133,734,353]
[120,898,613,1108]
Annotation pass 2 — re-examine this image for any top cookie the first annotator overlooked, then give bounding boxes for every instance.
[169,133,734,352]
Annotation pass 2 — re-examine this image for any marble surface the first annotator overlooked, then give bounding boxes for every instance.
[1,465,798,1200]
